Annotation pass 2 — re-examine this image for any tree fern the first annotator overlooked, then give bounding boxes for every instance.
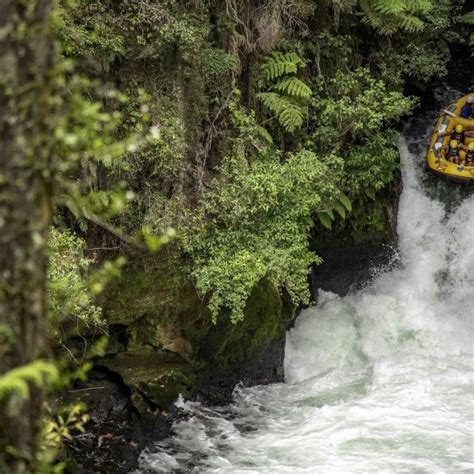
[359,0,433,34]
[257,52,310,133]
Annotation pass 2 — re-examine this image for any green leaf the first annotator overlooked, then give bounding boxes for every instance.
[334,201,346,219]
[338,193,352,212]
[318,211,333,229]
[365,187,376,199]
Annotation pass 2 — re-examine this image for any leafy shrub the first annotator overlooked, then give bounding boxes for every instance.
[343,131,400,199]
[47,228,104,337]
[310,68,416,148]
[186,102,343,322]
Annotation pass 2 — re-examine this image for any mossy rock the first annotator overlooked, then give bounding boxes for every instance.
[103,251,200,326]
[101,351,201,412]
[104,252,289,366]
[101,251,290,404]
[196,278,285,368]
[102,251,207,356]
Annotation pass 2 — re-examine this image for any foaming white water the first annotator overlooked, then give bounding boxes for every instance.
[138,136,474,473]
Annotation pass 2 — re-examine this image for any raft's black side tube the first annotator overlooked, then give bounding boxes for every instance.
[428,167,474,185]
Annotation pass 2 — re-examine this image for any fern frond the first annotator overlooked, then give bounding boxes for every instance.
[404,0,433,15]
[278,102,305,132]
[459,11,474,25]
[257,92,286,115]
[260,52,303,82]
[0,361,59,400]
[398,13,425,33]
[371,0,404,15]
[359,0,429,34]
[257,92,305,133]
[273,77,312,99]
[371,0,431,15]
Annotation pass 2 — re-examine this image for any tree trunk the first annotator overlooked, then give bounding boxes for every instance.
[0,0,56,471]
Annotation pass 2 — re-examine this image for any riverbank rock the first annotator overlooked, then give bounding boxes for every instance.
[62,368,172,473]
[65,254,294,472]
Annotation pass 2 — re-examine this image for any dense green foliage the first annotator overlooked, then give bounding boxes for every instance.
[52,0,470,324]
[2,0,472,470]
[186,100,342,322]
[47,228,104,333]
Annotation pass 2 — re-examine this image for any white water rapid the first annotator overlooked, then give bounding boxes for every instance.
[138,127,474,473]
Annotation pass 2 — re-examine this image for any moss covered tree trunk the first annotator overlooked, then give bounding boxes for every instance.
[0,0,56,471]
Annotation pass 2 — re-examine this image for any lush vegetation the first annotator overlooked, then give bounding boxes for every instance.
[0,0,472,471]
[54,0,466,322]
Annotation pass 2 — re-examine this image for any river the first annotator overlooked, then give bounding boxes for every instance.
[138,93,474,473]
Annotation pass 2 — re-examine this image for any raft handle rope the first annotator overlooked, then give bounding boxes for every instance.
[443,109,457,118]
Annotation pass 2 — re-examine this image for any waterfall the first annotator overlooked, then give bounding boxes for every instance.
[138,124,474,473]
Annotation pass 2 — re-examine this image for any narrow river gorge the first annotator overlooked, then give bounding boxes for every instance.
[138,93,474,473]
[2,4,474,474]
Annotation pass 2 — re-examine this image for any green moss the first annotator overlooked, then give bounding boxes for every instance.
[103,254,286,369]
[101,253,287,405]
[101,352,200,411]
[102,251,206,354]
[197,278,284,368]
[103,256,180,326]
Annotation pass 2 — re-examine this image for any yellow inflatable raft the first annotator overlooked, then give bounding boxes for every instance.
[426,93,474,183]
